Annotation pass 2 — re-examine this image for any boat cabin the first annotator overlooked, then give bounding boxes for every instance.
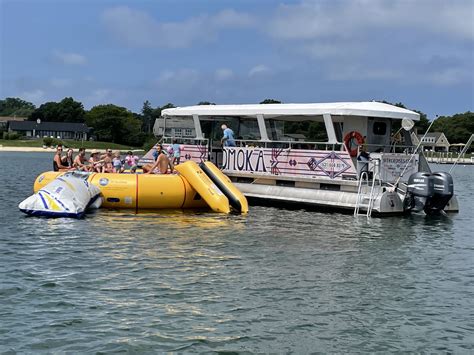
[153,102,422,185]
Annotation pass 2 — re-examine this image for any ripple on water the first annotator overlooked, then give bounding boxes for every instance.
[0,153,473,352]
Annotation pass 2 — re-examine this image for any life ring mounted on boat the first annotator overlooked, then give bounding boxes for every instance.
[344,131,365,157]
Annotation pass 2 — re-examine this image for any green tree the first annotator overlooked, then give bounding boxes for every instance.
[141,100,154,134]
[86,104,143,145]
[29,97,85,122]
[57,97,85,122]
[414,110,430,133]
[0,97,36,116]
[151,103,176,122]
[379,100,430,133]
[432,111,473,144]
[197,101,216,105]
[260,99,281,104]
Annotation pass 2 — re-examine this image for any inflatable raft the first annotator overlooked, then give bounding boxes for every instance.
[32,161,248,214]
[20,172,102,218]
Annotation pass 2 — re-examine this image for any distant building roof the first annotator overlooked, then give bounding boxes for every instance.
[8,121,89,133]
[417,132,443,140]
[0,116,27,123]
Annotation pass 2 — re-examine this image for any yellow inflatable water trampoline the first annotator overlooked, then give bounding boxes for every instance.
[33,161,248,214]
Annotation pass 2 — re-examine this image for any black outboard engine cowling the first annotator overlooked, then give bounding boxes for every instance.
[404,172,434,212]
[424,172,454,215]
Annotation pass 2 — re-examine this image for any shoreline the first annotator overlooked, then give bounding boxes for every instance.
[0,146,145,153]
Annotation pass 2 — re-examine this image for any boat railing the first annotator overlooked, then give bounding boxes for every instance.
[160,136,209,146]
[233,139,348,151]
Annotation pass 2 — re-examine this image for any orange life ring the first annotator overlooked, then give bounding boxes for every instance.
[344,131,365,157]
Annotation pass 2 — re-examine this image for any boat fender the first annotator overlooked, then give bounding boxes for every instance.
[344,131,365,157]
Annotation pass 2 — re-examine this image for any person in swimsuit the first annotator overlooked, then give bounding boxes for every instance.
[73,148,90,171]
[125,151,139,172]
[88,150,103,173]
[53,145,70,171]
[143,144,172,174]
[112,151,124,173]
[62,148,74,168]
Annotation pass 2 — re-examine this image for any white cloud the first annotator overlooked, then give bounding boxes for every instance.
[268,0,474,41]
[50,78,71,88]
[156,69,200,87]
[52,50,87,65]
[428,68,472,86]
[326,65,402,81]
[91,89,110,101]
[20,89,45,105]
[211,9,255,28]
[215,68,234,81]
[102,6,255,48]
[249,65,270,77]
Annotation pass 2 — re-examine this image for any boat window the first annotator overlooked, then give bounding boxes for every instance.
[265,120,285,140]
[334,122,343,142]
[200,117,240,144]
[238,118,261,140]
[373,122,387,135]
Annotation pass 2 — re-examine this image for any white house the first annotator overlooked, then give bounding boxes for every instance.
[411,132,450,152]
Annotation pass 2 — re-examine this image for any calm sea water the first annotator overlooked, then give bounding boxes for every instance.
[0,152,473,353]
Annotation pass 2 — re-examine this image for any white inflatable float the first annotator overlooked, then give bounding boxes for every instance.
[19,172,102,218]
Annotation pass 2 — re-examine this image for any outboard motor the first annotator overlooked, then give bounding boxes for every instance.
[424,172,454,215]
[404,172,434,212]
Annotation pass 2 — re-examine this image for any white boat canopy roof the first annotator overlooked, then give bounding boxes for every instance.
[161,102,420,121]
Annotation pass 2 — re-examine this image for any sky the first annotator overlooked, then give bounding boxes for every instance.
[1,0,473,118]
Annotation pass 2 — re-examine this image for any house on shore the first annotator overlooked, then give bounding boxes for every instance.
[8,121,90,140]
[0,116,27,131]
[411,132,450,152]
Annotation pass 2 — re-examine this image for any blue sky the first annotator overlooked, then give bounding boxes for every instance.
[1,0,473,117]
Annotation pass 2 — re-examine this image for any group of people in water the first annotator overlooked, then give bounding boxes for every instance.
[53,139,183,175]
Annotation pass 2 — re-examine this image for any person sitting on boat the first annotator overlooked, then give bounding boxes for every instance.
[101,148,113,161]
[61,148,74,168]
[53,145,71,171]
[143,144,173,174]
[88,150,103,173]
[125,151,139,172]
[112,151,125,173]
[357,145,370,178]
[103,156,114,173]
[73,148,90,171]
[221,124,236,147]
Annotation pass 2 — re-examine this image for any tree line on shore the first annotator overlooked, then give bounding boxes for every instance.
[0,97,472,148]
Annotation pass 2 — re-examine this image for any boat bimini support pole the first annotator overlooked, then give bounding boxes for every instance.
[391,118,436,189]
[193,114,203,139]
[256,114,270,143]
[449,134,473,174]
